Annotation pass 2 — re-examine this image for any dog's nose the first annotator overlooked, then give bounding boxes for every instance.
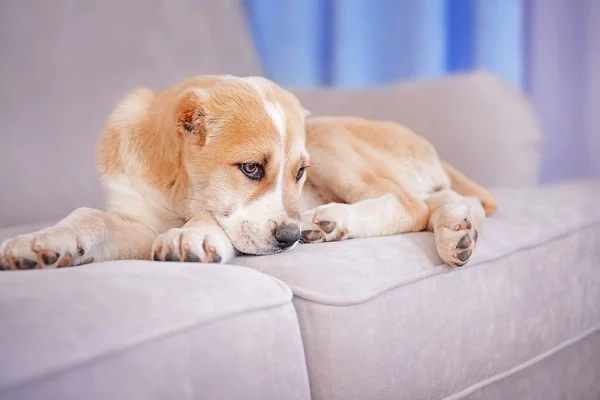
[274,224,300,249]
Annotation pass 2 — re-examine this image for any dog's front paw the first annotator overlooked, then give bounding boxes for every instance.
[152,227,234,264]
[0,227,89,270]
[300,203,351,243]
[435,207,479,267]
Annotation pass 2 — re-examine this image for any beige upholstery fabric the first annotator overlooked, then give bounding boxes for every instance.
[0,262,310,400]
[296,71,542,189]
[235,181,600,399]
[455,331,600,400]
[0,0,261,227]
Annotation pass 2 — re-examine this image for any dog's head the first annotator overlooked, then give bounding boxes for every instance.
[175,76,309,255]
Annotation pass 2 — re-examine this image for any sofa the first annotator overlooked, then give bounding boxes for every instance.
[1,1,599,400]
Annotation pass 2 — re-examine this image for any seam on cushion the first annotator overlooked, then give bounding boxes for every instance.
[441,323,600,400]
[285,218,600,306]
[0,281,295,396]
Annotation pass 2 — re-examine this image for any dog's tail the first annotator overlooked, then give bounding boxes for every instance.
[442,161,497,216]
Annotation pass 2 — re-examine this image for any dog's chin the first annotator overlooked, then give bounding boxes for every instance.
[234,241,299,257]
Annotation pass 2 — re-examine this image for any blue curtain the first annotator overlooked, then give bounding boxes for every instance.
[245,0,524,88]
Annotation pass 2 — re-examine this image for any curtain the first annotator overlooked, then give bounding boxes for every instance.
[245,0,524,88]
[527,0,600,181]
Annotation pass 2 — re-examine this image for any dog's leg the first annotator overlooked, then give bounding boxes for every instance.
[442,161,497,215]
[425,190,485,267]
[0,208,157,270]
[152,212,235,264]
[301,191,429,243]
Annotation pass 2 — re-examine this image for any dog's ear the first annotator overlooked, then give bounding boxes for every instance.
[303,109,312,119]
[175,88,209,139]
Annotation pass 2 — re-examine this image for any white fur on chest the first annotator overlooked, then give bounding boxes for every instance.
[102,175,183,233]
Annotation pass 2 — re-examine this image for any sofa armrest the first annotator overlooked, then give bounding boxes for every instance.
[293,71,542,188]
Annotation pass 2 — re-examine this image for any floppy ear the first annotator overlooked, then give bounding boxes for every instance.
[175,88,209,139]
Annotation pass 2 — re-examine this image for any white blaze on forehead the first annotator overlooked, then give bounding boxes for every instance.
[264,100,286,191]
[242,77,286,139]
[264,101,286,139]
[243,77,287,196]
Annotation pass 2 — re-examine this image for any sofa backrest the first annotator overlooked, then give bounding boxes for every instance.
[0,0,261,227]
[295,72,541,189]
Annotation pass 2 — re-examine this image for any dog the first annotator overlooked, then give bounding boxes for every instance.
[0,75,496,270]
[299,117,496,266]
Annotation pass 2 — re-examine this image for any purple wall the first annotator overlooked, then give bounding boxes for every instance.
[527,0,600,182]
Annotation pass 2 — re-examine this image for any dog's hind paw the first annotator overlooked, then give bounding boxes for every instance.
[435,213,479,267]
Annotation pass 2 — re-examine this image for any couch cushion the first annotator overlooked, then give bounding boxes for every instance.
[0,262,310,400]
[295,72,541,188]
[234,181,600,400]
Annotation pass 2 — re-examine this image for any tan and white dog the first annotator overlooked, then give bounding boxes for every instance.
[0,75,496,270]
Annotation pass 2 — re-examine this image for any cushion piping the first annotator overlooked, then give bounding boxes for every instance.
[442,323,600,400]
[284,218,600,306]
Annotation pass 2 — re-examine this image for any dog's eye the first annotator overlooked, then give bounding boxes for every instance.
[296,167,306,181]
[240,163,264,180]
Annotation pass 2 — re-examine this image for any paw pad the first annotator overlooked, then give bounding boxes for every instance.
[22,258,38,269]
[164,251,178,262]
[14,258,37,269]
[455,234,472,249]
[42,252,59,266]
[316,221,336,234]
[185,252,200,262]
[301,230,323,243]
[456,250,472,262]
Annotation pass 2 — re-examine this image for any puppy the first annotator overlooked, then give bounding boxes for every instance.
[0,75,496,270]
[300,117,496,266]
[0,75,309,269]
